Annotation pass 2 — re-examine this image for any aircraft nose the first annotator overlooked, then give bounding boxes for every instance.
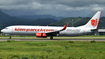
[1,29,4,33]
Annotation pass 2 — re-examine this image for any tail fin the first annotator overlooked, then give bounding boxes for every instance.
[83,11,102,29]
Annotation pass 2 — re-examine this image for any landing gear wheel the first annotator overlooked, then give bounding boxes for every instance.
[9,35,11,39]
[50,36,53,40]
[7,35,11,42]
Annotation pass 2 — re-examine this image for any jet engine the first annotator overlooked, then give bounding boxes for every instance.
[36,33,47,38]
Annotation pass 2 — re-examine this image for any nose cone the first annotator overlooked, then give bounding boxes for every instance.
[1,29,4,33]
[1,28,11,34]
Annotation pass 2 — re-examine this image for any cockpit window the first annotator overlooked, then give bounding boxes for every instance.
[5,28,8,29]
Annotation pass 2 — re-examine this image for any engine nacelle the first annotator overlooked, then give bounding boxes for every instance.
[36,33,47,38]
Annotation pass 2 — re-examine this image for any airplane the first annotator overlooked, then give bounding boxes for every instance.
[1,11,102,40]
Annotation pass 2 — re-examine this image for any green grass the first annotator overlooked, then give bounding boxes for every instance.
[0,41,104,59]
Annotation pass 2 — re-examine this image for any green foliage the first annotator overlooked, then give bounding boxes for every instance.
[49,17,89,27]
[46,49,52,53]
[0,11,57,29]
[22,56,28,59]
[0,41,104,59]
[49,17,105,28]
[68,41,74,43]
[90,40,96,43]
[7,40,11,42]
[65,46,70,49]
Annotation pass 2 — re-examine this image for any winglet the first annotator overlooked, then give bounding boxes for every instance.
[62,23,68,30]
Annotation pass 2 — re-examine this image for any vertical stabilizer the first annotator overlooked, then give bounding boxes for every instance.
[82,11,102,29]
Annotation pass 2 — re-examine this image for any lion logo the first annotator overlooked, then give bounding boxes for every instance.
[91,19,98,27]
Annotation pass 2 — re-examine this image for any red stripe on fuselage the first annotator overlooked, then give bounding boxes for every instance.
[15,28,54,32]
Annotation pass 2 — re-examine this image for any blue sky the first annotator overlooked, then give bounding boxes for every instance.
[0,0,105,17]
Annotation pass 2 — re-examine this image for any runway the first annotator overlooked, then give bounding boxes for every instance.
[0,37,105,41]
[0,39,105,41]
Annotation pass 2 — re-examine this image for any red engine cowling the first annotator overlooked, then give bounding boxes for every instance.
[36,33,47,38]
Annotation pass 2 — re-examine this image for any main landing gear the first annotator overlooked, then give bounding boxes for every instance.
[50,36,53,40]
[9,35,11,39]
[7,35,11,42]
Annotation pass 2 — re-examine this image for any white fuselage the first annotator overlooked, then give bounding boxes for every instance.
[1,25,92,36]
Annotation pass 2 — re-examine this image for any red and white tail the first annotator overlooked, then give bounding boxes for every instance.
[82,11,102,29]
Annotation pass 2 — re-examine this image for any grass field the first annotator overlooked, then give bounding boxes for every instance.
[0,41,105,59]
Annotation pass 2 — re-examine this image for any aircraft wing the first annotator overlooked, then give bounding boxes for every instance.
[37,23,68,36]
